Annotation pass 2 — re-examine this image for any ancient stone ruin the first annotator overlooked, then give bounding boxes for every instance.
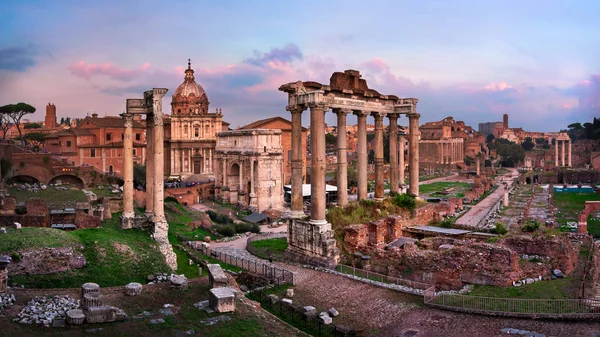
[279,70,421,267]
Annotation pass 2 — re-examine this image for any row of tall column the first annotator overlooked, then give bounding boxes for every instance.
[554,139,572,167]
[437,140,464,164]
[288,104,420,225]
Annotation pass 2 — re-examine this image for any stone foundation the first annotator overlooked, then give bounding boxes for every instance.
[285,218,339,268]
[209,287,236,313]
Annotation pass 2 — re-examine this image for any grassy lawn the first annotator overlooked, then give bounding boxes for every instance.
[247,238,288,260]
[0,227,79,253]
[467,278,572,299]
[8,213,171,288]
[587,217,600,236]
[419,181,471,198]
[553,192,600,226]
[7,186,88,208]
[90,185,122,198]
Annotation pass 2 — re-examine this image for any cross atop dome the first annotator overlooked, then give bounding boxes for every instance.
[188,58,191,69]
[184,58,195,81]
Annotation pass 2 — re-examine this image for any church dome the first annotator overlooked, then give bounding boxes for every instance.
[172,59,209,115]
[174,60,206,98]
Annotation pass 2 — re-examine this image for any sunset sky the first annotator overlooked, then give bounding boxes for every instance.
[1,0,599,131]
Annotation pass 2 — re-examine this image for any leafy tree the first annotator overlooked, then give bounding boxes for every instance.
[0,113,10,141]
[24,123,42,129]
[133,164,146,188]
[24,132,46,143]
[65,117,71,125]
[325,133,337,145]
[521,138,535,151]
[484,159,492,167]
[464,156,474,166]
[0,103,36,144]
[486,134,495,143]
[60,117,65,125]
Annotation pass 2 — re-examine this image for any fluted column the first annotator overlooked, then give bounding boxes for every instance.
[288,106,305,217]
[399,133,405,187]
[555,139,559,167]
[568,140,572,167]
[121,113,135,224]
[373,112,384,200]
[334,109,350,206]
[145,114,154,216]
[355,111,368,200]
[561,140,566,167]
[408,113,420,197]
[309,102,328,224]
[388,114,399,194]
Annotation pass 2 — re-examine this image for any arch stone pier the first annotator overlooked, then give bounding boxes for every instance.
[279,69,420,267]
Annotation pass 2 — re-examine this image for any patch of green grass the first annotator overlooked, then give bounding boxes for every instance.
[553,192,600,226]
[7,185,87,208]
[420,182,471,194]
[9,213,171,288]
[174,246,202,279]
[468,278,572,299]
[0,227,78,253]
[247,238,288,260]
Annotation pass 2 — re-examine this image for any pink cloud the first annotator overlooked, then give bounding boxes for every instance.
[483,82,512,91]
[68,61,153,81]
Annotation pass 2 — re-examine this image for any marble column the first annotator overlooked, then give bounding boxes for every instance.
[440,142,445,164]
[355,111,368,200]
[249,159,257,209]
[399,134,405,187]
[145,114,154,216]
[408,113,420,197]
[476,156,481,175]
[288,106,305,217]
[388,114,399,194]
[335,109,349,206]
[568,140,572,167]
[437,143,442,164]
[373,112,384,200]
[555,139,559,167]
[309,103,328,224]
[121,113,135,227]
[561,140,566,167]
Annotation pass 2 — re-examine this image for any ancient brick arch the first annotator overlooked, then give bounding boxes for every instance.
[6,175,40,185]
[579,201,600,234]
[49,174,85,188]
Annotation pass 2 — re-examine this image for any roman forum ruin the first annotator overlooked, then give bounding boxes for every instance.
[279,70,420,266]
[120,88,177,270]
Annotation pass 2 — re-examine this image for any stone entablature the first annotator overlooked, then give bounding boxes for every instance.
[214,129,284,212]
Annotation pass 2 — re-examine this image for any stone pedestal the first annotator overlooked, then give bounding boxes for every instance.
[125,282,143,296]
[209,287,236,313]
[285,218,339,268]
[82,292,104,310]
[66,309,85,325]
[207,264,228,288]
[81,282,100,296]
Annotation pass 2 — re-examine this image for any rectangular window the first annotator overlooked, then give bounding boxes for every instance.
[66,141,72,147]
[121,134,124,141]
[195,128,199,137]
[90,148,96,157]
[59,141,62,147]
[106,133,112,141]
[133,149,137,156]
[135,133,141,141]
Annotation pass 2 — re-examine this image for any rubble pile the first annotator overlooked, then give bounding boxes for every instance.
[14,296,80,326]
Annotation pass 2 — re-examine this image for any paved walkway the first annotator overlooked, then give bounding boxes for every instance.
[454,168,520,228]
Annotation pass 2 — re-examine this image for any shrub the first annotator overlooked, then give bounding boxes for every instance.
[360,199,377,208]
[440,218,454,228]
[250,224,260,233]
[492,222,508,235]
[522,220,541,232]
[392,193,416,211]
[15,205,27,215]
[11,252,20,263]
[216,224,236,237]
[234,222,253,233]
[206,210,234,224]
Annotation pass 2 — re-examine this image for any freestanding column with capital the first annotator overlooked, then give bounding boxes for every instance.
[335,109,349,206]
[388,114,399,194]
[561,140,566,167]
[121,113,135,227]
[355,111,368,200]
[145,114,154,216]
[309,103,328,224]
[408,113,420,197]
[568,140,572,167]
[373,112,385,200]
[289,107,305,217]
[399,133,405,187]
[555,139,559,167]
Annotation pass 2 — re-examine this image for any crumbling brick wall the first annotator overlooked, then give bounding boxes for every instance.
[0,196,17,214]
[75,211,101,229]
[25,198,48,216]
[502,235,577,274]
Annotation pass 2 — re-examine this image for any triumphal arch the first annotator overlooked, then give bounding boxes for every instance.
[279,70,421,267]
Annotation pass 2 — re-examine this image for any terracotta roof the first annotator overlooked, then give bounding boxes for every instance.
[45,128,94,138]
[82,116,145,128]
[238,116,307,131]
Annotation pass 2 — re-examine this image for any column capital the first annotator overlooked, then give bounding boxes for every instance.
[353,110,369,117]
[307,102,329,111]
[408,113,421,119]
[371,111,385,120]
[120,113,134,128]
[332,108,352,116]
[387,113,400,120]
[286,105,306,114]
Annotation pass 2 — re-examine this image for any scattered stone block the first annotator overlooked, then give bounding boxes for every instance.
[552,269,564,278]
[198,266,203,276]
[147,274,156,282]
[170,275,188,290]
[66,309,85,325]
[525,278,536,285]
[207,264,228,288]
[209,287,235,313]
[125,282,143,296]
[286,288,294,298]
[14,222,21,230]
[267,294,279,305]
[194,300,209,309]
[81,282,100,296]
[319,312,332,324]
[438,244,454,250]
[281,298,292,305]
[303,306,316,314]
[328,307,339,317]
[85,305,127,324]
[82,292,104,310]
[204,236,211,243]
[150,318,165,324]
